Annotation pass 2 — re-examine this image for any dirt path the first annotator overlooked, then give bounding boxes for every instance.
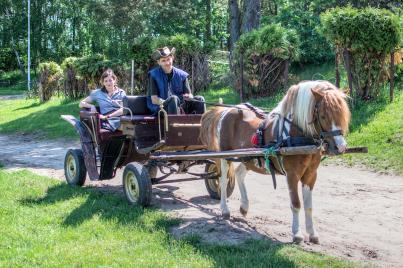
[0,94,25,100]
[0,133,402,267]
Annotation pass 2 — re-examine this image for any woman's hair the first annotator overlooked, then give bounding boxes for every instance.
[100,68,117,92]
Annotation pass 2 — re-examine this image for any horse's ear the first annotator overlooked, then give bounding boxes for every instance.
[311,87,325,99]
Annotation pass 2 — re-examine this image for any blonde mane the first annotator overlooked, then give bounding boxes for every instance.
[277,80,350,136]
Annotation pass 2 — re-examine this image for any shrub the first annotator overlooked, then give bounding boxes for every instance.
[321,7,400,100]
[38,61,63,101]
[234,24,300,98]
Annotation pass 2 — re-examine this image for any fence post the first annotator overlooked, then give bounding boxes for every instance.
[390,52,395,102]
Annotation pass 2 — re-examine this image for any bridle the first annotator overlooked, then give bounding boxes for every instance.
[310,98,344,154]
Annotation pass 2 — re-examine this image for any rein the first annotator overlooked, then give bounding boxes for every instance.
[184,97,271,116]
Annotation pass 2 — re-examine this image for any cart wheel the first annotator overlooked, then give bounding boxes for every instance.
[123,162,152,206]
[64,149,87,186]
[204,162,235,200]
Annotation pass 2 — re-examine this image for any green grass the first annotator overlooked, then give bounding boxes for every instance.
[0,70,35,95]
[336,90,402,174]
[0,83,27,95]
[0,168,358,267]
[0,98,79,139]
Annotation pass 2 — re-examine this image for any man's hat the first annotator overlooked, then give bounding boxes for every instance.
[152,47,176,60]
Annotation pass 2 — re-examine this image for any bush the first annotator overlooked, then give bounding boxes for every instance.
[234,24,300,98]
[0,48,18,71]
[38,62,63,101]
[321,7,400,100]
[262,1,334,64]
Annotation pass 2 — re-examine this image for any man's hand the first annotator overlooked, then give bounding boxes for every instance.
[158,98,165,105]
[183,93,193,99]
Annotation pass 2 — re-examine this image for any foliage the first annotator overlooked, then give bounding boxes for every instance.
[73,54,128,89]
[321,7,401,100]
[0,48,18,71]
[37,61,63,102]
[233,24,300,98]
[269,1,334,63]
[321,7,400,53]
[236,24,300,62]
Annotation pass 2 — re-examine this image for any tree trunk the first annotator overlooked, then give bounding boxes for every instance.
[335,50,340,88]
[343,48,354,98]
[390,52,395,102]
[205,0,212,42]
[228,0,241,51]
[241,0,261,33]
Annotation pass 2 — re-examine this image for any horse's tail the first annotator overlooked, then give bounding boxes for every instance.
[200,107,225,151]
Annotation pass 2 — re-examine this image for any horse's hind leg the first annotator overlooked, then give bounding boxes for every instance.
[287,173,304,243]
[235,163,249,216]
[220,160,231,219]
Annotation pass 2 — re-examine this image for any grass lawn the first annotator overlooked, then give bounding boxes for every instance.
[0,70,34,96]
[0,168,357,267]
[0,83,27,95]
[0,98,79,139]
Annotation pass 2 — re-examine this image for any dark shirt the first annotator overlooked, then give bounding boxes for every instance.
[147,71,191,97]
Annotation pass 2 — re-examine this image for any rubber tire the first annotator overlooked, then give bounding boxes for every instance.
[204,162,235,200]
[123,162,152,206]
[64,149,87,186]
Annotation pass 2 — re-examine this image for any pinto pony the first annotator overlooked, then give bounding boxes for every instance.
[199,80,351,243]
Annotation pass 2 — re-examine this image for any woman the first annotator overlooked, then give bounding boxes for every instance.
[79,69,126,131]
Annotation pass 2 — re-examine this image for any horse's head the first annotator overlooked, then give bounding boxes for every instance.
[310,83,351,155]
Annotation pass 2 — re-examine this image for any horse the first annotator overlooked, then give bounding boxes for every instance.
[199,80,351,243]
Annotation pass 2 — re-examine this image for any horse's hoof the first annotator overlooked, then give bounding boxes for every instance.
[222,212,230,219]
[240,206,248,217]
[292,234,304,244]
[309,235,319,244]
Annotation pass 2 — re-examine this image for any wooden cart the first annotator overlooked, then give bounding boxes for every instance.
[62,95,366,206]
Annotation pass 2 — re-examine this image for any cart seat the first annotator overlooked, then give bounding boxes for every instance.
[123,96,151,115]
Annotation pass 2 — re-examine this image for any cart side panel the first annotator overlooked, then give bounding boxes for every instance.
[165,115,203,147]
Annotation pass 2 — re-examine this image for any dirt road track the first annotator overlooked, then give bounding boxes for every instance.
[1,134,402,267]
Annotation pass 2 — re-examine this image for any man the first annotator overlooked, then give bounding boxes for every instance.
[147,47,205,114]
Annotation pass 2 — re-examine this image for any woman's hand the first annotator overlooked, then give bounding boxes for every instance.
[90,105,97,113]
[99,114,108,120]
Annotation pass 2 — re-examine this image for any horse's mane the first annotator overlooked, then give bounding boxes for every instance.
[277,80,350,136]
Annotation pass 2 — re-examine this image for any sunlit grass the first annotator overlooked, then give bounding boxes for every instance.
[0,168,358,267]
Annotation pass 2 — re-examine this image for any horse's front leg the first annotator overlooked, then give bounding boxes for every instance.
[287,174,304,243]
[302,184,319,244]
[220,160,230,219]
[236,163,249,216]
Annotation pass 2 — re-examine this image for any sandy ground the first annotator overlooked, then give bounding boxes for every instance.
[0,133,402,267]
